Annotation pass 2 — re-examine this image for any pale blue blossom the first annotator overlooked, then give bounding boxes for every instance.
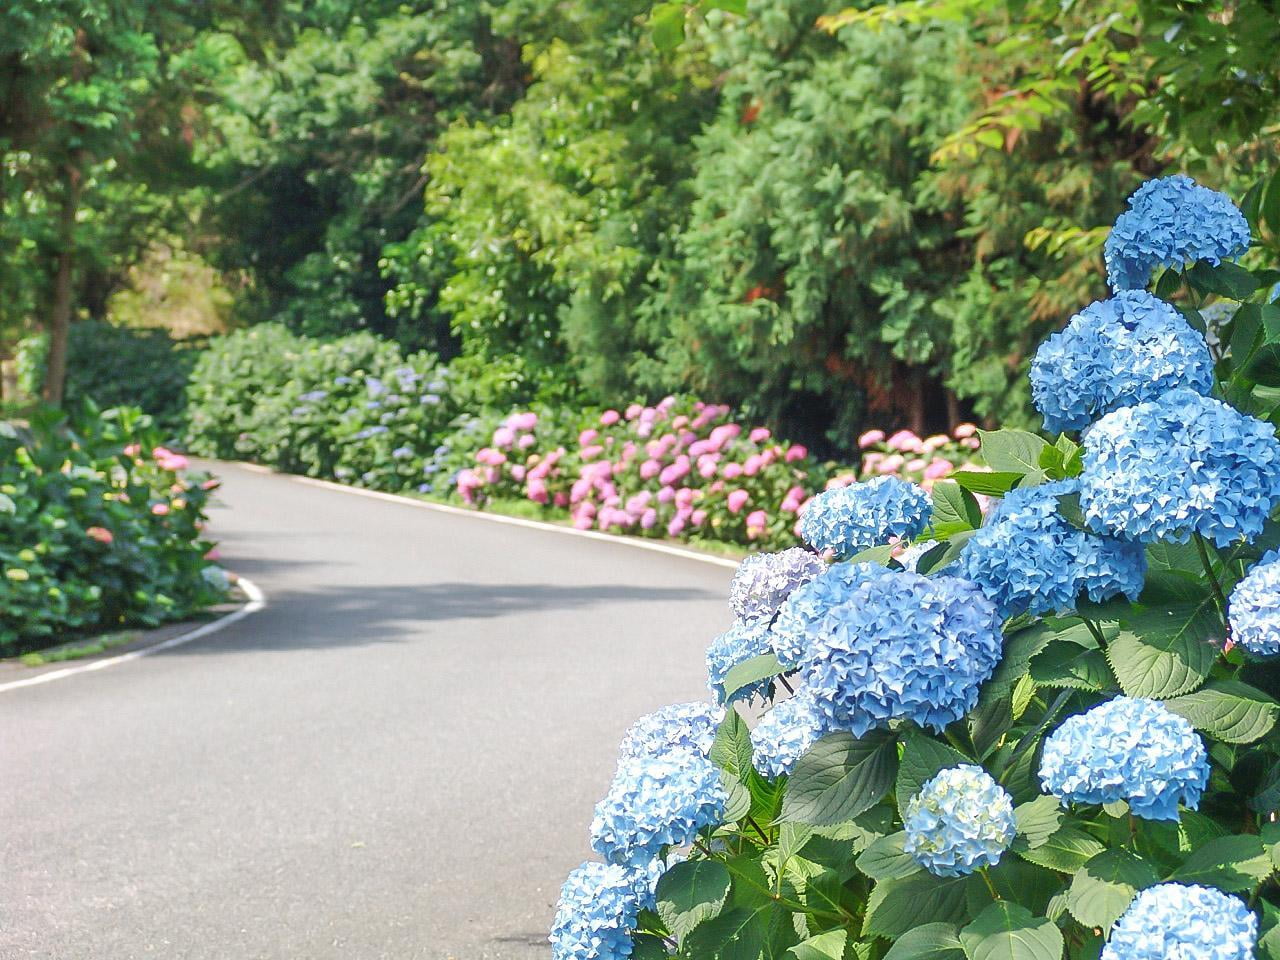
[903,765,1016,877]
[799,477,931,559]
[728,547,825,624]
[1227,549,1280,656]
[1101,883,1256,960]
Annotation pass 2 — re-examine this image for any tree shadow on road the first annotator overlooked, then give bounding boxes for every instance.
[161,580,718,653]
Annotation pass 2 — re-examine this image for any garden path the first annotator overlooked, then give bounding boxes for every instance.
[0,461,733,960]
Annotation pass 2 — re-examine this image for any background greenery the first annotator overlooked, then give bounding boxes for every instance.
[3,1,1279,455]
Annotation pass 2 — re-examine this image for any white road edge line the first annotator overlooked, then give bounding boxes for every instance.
[0,577,266,694]
[279,470,742,570]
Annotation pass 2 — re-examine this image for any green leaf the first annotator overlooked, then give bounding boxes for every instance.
[1105,611,1217,699]
[959,902,1063,960]
[1029,643,1113,691]
[650,2,687,51]
[782,730,898,826]
[700,0,749,13]
[856,832,922,881]
[712,709,756,782]
[1163,680,1280,744]
[1015,826,1106,873]
[656,860,732,941]
[720,771,753,822]
[1014,796,1064,849]
[1170,834,1274,891]
[847,543,898,566]
[788,929,846,960]
[978,429,1050,483]
[988,623,1058,693]
[1188,260,1259,300]
[895,730,970,818]
[723,654,782,700]
[951,470,1024,497]
[0,492,13,515]
[931,480,983,534]
[863,873,973,939]
[680,903,773,959]
[882,922,965,960]
[1067,850,1159,931]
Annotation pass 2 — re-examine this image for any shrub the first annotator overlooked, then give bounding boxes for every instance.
[549,177,1280,960]
[14,322,203,437]
[0,404,226,657]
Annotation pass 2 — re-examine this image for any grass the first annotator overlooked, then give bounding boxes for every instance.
[18,629,141,666]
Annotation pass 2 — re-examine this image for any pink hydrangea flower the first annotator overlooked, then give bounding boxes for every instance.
[517,434,536,450]
[581,445,604,460]
[905,458,928,473]
[785,444,808,463]
[657,486,676,504]
[691,509,708,527]
[745,510,768,537]
[492,426,516,448]
[727,489,750,513]
[86,526,113,544]
[723,463,744,479]
[510,465,526,481]
[857,430,885,449]
[876,454,905,474]
[639,459,661,480]
[749,427,771,443]
[672,415,688,430]
[152,503,170,516]
[526,479,548,503]
[640,509,658,530]
[962,436,981,449]
[675,488,696,508]
[743,454,764,476]
[573,515,593,530]
[578,428,599,446]
[886,430,923,453]
[922,434,951,452]
[667,515,686,537]
[553,492,569,508]
[781,486,805,513]
[924,458,953,480]
[954,422,978,439]
[698,457,718,479]
[508,412,538,431]
[600,410,622,426]
[624,404,642,420]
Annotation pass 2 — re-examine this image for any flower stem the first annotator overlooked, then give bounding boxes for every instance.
[746,815,770,844]
[1194,533,1230,625]
[979,867,1001,901]
[1082,617,1109,650]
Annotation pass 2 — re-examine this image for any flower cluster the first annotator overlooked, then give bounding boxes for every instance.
[850,425,980,489]
[1029,291,1215,433]
[750,689,829,779]
[903,765,1016,877]
[706,619,774,703]
[798,476,932,559]
[727,547,825,624]
[618,701,724,762]
[801,569,1003,736]
[1228,550,1280,656]
[1039,697,1209,820]
[1101,884,1256,960]
[590,748,726,869]
[1079,388,1280,547]
[550,861,657,960]
[956,478,1146,617]
[1105,175,1251,291]
[769,562,879,668]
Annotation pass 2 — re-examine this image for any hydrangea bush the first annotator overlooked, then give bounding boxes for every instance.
[1,404,227,656]
[552,176,1280,960]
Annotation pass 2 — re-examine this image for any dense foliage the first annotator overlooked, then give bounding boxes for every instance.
[0,404,227,656]
[549,180,1280,960]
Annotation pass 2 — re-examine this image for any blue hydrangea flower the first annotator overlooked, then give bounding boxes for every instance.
[799,569,1003,736]
[799,477,932,559]
[706,619,774,704]
[769,562,881,669]
[728,547,826,624]
[903,765,1016,877]
[549,861,655,960]
[618,701,724,763]
[1030,291,1214,433]
[591,752,727,867]
[1105,175,1251,291]
[1079,389,1280,547]
[1039,697,1209,820]
[1228,549,1280,656]
[1101,883,1256,960]
[750,689,829,779]
[956,478,1146,618]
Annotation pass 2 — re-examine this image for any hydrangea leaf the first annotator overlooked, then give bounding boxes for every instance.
[1014,826,1106,873]
[1066,849,1159,931]
[958,902,1063,960]
[649,2,686,51]
[655,860,732,942]
[722,654,782,701]
[856,831,922,881]
[930,480,983,534]
[781,730,898,826]
[969,689,1015,759]
[987,623,1058,694]
[631,934,670,960]
[719,771,753,823]
[951,469,1025,497]
[1187,260,1260,300]
[1012,796,1063,849]
[1251,758,1280,813]
[1163,680,1280,744]
[894,730,971,819]
[881,923,964,960]
[787,928,847,960]
[679,902,776,960]
[711,708,756,782]
[1028,642,1113,691]
[967,859,1062,918]
[1168,834,1274,891]
[863,872,973,938]
[1259,924,1280,960]
[1260,820,1280,871]
[977,429,1050,484]
[1105,614,1217,699]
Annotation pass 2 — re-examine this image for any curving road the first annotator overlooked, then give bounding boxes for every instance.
[1,462,733,959]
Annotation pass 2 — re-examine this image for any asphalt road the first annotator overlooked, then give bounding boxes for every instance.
[1,462,733,959]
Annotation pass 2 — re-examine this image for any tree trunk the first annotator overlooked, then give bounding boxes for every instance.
[43,161,81,408]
